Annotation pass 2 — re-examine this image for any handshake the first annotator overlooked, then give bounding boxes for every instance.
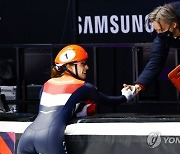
[121,84,139,102]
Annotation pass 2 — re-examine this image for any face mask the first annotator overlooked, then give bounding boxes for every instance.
[157,30,173,39]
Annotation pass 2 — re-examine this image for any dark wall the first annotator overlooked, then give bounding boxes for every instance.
[0,0,176,44]
[0,48,16,85]
[0,0,73,44]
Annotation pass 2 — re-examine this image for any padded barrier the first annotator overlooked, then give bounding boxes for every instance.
[1,113,180,153]
[65,113,180,154]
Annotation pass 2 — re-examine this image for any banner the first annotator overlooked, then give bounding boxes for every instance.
[0,132,15,154]
[0,0,175,44]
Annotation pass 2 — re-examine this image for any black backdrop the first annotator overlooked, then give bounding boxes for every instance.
[0,0,176,44]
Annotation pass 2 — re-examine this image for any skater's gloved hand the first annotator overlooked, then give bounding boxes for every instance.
[121,86,136,102]
[76,104,91,117]
[76,99,96,117]
[86,103,96,116]
[123,83,143,94]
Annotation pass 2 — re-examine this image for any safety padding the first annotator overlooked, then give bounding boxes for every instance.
[65,113,180,154]
[0,132,15,154]
[168,65,180,91]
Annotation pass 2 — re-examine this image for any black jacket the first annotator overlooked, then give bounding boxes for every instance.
[135,1,180,89]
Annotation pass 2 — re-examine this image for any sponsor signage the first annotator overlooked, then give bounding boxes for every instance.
[0,0,174,44]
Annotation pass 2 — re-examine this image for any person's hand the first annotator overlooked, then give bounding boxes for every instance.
[86,103,96,116]
[123,84,142,94]
[76,99,96,117]
[76,104,91,117]
[121,86,136,102]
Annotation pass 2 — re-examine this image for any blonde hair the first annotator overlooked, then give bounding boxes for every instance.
[148,3,179,28]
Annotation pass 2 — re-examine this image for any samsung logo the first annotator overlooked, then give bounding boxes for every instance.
[78,15,153,34]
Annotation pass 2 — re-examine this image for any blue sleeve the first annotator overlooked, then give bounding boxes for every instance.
[135,36,170,88]
[39,85,44,99]
[79,83,127,106]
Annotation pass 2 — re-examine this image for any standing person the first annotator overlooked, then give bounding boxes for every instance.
[124,1,180,93]
[17,44,135,154]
